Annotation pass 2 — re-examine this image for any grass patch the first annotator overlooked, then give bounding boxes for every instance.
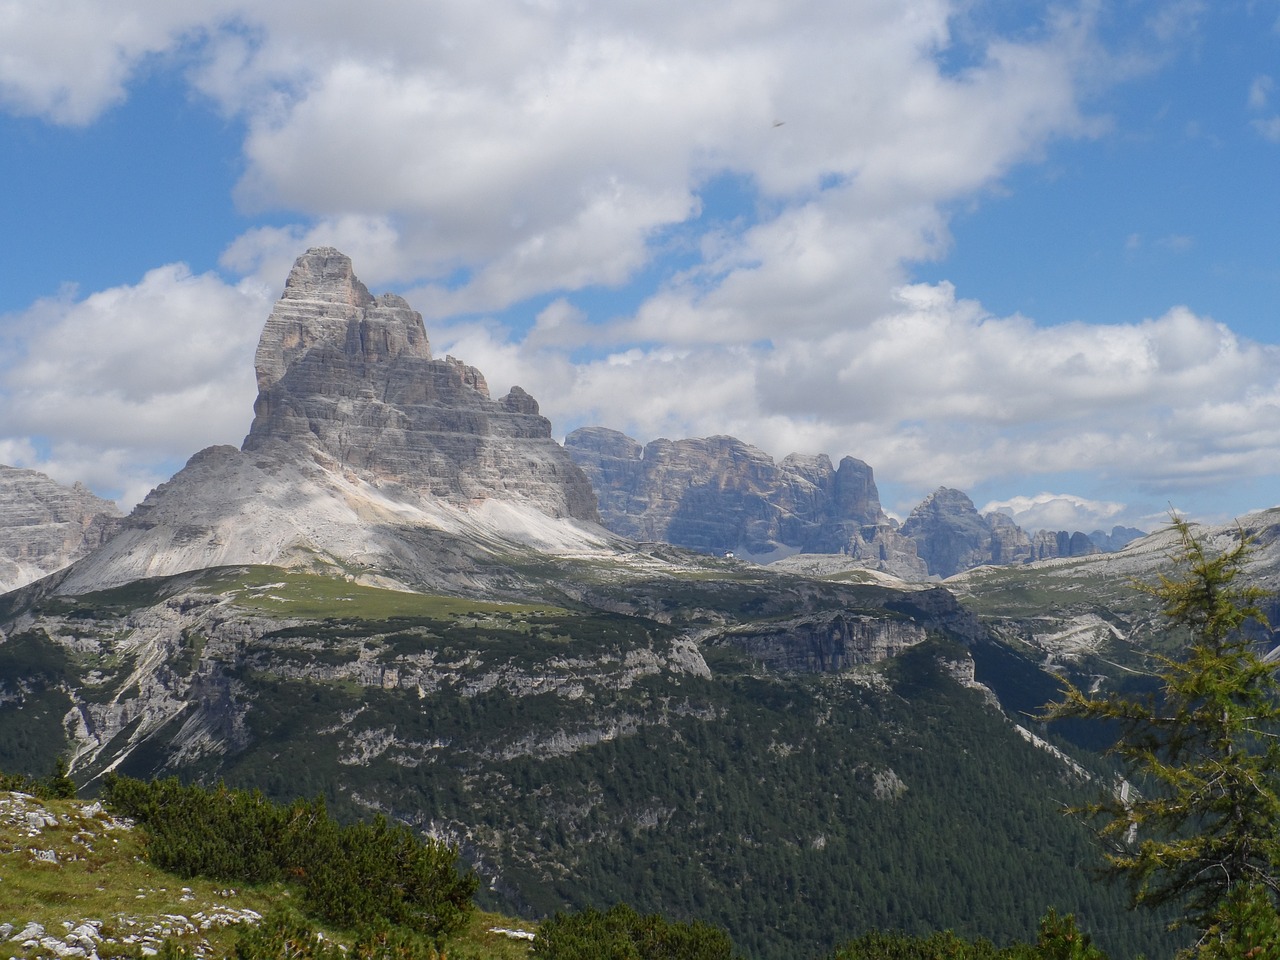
[200,566,565,621]
[0,791,535,959]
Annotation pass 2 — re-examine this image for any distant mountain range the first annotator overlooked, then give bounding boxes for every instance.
[0,247,1139,591]
[1,417,1141,594]
[565,427,1143,578]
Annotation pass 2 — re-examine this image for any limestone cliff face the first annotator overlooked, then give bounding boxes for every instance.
[1029,529,1101,561]
[565,427,924,577]
[709,611,926,673]
[898,488,1020,578]
[56,249,609,596]
[244,247,598,520]
[899,487,1116,577]
[0,466,121,592]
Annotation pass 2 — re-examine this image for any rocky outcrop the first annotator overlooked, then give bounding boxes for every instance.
[1088,526,1145,553]
[1029,529,1101,561]
[244,247,598,520]
[899,488,1034,578]
[55,249,611,596]
[0,466,121,593]
[565,427,925,578]
[708,611,926,673]
[899,489,1136,576]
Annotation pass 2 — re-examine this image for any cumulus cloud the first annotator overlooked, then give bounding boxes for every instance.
[979,493,1127,535]
[0,264,268,504]
[0,0,235,124]
[436,282,1280,527]
[2,0,1276,526]
[1,1,1100,318]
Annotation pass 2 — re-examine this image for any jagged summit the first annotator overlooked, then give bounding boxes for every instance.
[55,249,609,595]
[241,248,597,519]
[252,247,432,395]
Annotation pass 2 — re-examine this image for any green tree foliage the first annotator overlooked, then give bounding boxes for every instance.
[828,911,1106,960]
[0,755,77,799]
[232,907,347,960]
[1050,517,1280,951]
[533,902,737,960]
[201,635,1180,959]
[102,774,477,943]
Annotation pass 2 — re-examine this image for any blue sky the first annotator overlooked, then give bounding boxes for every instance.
[1,0,1278,534]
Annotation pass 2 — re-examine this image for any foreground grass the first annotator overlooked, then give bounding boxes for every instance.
[0,790,535,959]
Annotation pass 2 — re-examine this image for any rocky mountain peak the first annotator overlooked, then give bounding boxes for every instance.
[253,247,432,395]
[564,428,925,577]
[241,249,596,521]
[899,487,1032,578]
[54,249,605,595]
[281,245,375,306]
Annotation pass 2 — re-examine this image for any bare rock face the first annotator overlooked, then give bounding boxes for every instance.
[565,427,925,577]
[0,465,121,592]
[245,247,598,520]
[899,487,1035,578]
[1030,529,1101,561]
[710,611,927,673]
[56,249,608,596]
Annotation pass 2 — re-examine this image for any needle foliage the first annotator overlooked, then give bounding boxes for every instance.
[1050,516,1280,955]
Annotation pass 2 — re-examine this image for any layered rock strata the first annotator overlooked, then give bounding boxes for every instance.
[243,247,598,519]
[0,466,121,592]
[565,427,925,577]
[900,488,1112,577]
[899,488,1029,578]
[56,248,608,595]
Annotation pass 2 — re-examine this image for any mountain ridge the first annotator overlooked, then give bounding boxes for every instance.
[48,248,614,598]
[0,465,121,594]
[566,428,1142,579]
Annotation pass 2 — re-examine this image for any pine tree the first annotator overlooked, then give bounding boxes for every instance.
[1050,516,1280,951]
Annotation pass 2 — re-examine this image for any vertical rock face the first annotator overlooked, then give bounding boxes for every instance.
[244,247,598,521]
[53,248,611,597]
[896,488,1054,578]
[0,466,121,592]
[899,488,991,578]
[252,246,433,396]
[1088,526,1145,552]
[1029,530,1102,561]
[564,427,925,577]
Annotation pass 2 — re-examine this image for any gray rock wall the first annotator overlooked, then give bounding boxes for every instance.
[565,427,925,577]
[245,248,598,521]
[0,466,121,592]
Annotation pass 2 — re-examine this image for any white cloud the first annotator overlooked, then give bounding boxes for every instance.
[980,493,1127,534]
[1249,74,1274,110]
[1,1,1102,323]
[179,0,1093,321]
[472,282,1280,522]
[1253,116,1280,142]
[0,263,268,503]
[0,1,235,124]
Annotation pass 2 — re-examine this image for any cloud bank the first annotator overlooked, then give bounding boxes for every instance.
[0,0,1276,533]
